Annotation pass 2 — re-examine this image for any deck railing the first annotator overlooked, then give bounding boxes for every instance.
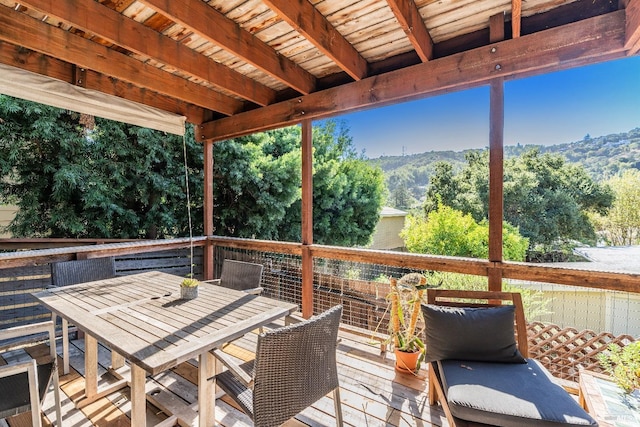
[1,236,639,384]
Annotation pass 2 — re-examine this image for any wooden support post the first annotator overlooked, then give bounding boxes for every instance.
[84,334,98,398]
[488,79,504,292]
[198,351,216,427]
[130,364,147,427]
[301,119,313,318]
[203,139,214,280]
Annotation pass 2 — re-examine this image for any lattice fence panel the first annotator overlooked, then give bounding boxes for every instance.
[528,321,635,383]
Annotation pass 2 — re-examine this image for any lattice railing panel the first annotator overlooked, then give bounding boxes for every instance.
[528,321,635,383]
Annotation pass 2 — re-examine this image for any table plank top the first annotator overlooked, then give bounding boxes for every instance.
[33,271,298,374]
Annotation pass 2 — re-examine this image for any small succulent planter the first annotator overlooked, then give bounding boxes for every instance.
[180,278,200,300]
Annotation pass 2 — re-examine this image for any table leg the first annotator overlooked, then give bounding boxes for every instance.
[131,363,147,426]
[111,350,125,370]
[85,334,98,399]
[199,352,216,427]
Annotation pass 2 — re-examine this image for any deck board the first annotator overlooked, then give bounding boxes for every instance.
[2,324,444,427]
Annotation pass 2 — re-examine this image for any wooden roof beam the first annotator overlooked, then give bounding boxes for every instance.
[0,42,207,123]
[512,0,522,38]
[139,0,315,96]
[626,0,640,55]
[17,0,275,107]
[386,0,434,61]
[196,11,626,142]
[0,6,243,116]
[263,0,368,81]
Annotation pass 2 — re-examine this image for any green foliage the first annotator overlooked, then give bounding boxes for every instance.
[401,204,528,261]
[214,120,385,246]
[598,342,640,393]
[1,98,383,246]
[425,271,552,321]
[374,129,640,197]
[423,148,613,251]
[180,278,200,287]
[590,169,640,245]
[0,96,203,238]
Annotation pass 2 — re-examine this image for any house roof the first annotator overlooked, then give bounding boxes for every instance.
[0,0,637,142]
[380,207,408,217]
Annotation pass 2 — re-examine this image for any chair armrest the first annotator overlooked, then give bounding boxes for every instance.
[0,359,38,378]
[203,279,221,285]
[211,348,254,387]
[0,321,55,342]
[285,313,305,326]
[243,287,263,295]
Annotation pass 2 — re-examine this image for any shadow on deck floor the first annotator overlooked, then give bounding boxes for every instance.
[2,325,447,427]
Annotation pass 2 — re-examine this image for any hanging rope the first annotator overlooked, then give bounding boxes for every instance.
[182,132,194,278]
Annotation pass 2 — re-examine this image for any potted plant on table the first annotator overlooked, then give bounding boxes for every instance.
[598,341,640,396]
[180,277,200,300]
[386,273,431,374]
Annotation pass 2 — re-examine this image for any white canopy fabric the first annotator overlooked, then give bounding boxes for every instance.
[0,64,186,135]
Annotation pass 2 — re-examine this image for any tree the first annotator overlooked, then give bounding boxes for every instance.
[401,204,528,261]
[0,96,203,238]
[1,97,384,246]
[423,148,613,250]
[214,120,386,246]
[591,169,640,245]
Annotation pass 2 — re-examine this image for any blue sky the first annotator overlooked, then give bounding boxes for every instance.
[341,56,640,158]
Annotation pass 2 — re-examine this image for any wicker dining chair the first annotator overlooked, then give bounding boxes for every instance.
[207,259,264,295]
[0,321,63,427]
[50,257,116,374]
[212,304,344,427]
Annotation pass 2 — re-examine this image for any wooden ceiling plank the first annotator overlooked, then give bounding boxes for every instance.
[0,41,207,123]
[140,0,315,95]
[263,0,368,81]
[0,6,243,116]
[386,0,434,61]
[197,11,626,142]
[17,0,275,107]
[626,0,640,54]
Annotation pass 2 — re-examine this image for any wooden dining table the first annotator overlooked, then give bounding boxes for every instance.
[33,270,298,427]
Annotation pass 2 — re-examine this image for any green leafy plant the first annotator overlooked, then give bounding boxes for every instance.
[598,341,640,393]
[180,278,200,288]
[385,273,433,372]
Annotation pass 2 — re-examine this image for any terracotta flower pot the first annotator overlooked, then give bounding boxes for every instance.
[395,349,420,374]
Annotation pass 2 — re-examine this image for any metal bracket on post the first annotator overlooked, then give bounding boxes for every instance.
[73,65,87,88]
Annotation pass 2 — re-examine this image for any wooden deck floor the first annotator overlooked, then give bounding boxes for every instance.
[2,324,447,427]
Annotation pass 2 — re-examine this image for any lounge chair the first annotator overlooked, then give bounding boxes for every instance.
[423,289,597,427]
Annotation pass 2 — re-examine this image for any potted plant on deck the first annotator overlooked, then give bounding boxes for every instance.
[598,341,640,396]
[387,273,430,374]
[180,277,200,300]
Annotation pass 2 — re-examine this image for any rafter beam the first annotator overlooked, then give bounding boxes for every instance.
[17,0,275,107]
[0,42,206,123]
[263,0,368,81]
[626,0,640,55]
[512,0,522,38]
[197,11,626,142]
[0,6,243,116]
[140,0,315,96]
[386,0,433,61]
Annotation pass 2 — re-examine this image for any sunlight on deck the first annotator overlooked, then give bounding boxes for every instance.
[3,324,445,427]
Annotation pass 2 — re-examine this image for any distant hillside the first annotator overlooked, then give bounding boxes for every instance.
[368,127,640,209]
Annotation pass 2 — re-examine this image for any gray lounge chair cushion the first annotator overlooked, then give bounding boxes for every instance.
[423,304,525,363]
[438,359,598,427]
